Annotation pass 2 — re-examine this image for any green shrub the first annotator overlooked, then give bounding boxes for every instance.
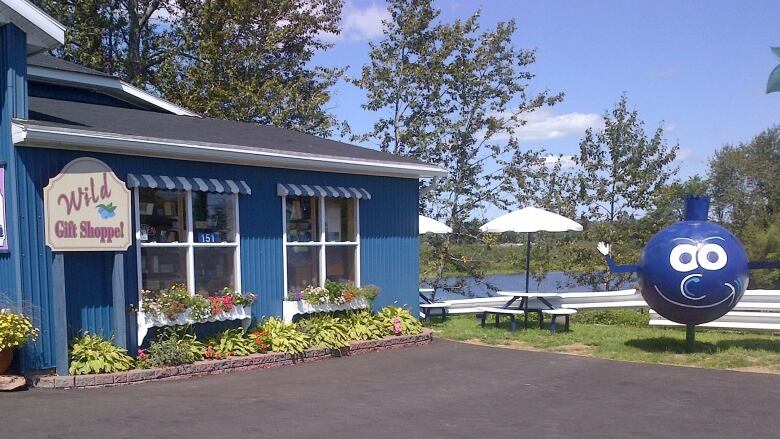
[146,326,204,367]
[69,333,134,375]
[258,317,310,355]
[344,310,385,340]
[376,306,422,336]
[573,309,650,327]
[205,328,256,359]
[297,315,351,349]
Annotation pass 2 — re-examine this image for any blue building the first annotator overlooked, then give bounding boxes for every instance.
[0,1,445,374]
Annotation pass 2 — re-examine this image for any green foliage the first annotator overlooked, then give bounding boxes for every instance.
[376,306,422,336]
[257,317,310,355]
[567,94,678,290]
[155,0,344,136]
[205,329,257,359]
[344,311,385,341]
[147,326,204,367]
[297,315,351,349]
[0,309,38,351]
[69,333,134,375]
[573,310,650,327]
[742,218,780,288]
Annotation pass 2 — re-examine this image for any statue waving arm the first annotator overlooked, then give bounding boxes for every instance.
[597,242,639,273]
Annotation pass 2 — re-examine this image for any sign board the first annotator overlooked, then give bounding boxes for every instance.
[44,158,132,252]
[0,166,7,252]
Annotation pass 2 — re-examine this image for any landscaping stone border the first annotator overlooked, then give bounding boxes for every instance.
[27,330,432,389]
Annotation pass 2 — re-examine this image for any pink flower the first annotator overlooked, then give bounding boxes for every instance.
[137,349,147,359]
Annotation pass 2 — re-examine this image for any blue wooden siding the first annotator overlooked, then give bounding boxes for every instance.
[15,147,420,370]
[0,24,27,313]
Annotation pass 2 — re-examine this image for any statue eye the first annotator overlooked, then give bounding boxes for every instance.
[670,244,698,272]
[698,243,727,270]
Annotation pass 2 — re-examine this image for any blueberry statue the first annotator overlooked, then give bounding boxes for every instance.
[598,196,779,349]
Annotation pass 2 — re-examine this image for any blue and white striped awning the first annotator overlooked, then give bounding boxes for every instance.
[127,174,251,194]
[277,183,371,200]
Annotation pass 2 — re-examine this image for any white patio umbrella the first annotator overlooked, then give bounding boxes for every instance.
[419,215,452,235]
[480,206,582,294]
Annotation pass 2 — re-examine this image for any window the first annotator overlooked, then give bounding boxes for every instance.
[283,196,359,296]
[137,188,240,296]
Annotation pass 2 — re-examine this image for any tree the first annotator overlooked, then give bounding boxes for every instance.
[34,0,175,87]
[157,0,345,136]
[708,126,780,234]
[708,125,780,288]
[34,0,345,136]
[354,0,562,299]
[568,94,678,290]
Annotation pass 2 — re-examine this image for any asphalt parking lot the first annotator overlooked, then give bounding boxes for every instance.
[2,338,779,439]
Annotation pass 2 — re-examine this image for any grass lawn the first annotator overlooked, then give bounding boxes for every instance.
[428,311,780,373]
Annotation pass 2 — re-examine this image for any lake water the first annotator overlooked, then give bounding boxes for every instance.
[423,271,635,300]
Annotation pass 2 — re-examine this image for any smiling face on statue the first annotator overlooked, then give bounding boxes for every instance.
[638,221,750,325]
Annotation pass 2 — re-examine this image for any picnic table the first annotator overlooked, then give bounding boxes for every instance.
[477,291,576,332]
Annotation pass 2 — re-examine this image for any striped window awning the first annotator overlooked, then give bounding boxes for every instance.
[127,174,251,194]
[276,183,371,200]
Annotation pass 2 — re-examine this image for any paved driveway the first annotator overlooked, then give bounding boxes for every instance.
[2,339,779,439]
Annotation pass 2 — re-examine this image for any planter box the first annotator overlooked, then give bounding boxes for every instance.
[28,329,433,389]
[282,297,370,322]
[137,306,252,344]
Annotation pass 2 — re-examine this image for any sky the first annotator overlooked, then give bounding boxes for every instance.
[313,0,780,180]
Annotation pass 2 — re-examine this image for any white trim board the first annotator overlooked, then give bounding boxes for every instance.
[13,122,448,179]
[27,65,199,117]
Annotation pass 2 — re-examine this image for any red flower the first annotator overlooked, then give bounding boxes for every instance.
[222,295,234,311]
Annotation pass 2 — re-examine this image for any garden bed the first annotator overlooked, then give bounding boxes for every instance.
[28,329,432,389]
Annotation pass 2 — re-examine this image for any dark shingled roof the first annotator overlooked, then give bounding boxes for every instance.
[27,53,115,78]
[25,96,425,166]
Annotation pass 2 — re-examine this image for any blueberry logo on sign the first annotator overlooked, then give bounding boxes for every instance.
[96,203,117,220]
[598,196,778,326]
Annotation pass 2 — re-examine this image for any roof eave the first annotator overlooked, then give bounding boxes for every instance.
[0,0,65,53]
[27,65,200,117]
[13,122,448,179]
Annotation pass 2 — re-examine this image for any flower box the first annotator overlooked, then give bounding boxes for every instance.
[137,306,252,344]
[282,297,370,322]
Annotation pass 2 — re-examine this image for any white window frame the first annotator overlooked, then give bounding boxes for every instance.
[281,195,361,298]
[134,188,242,297]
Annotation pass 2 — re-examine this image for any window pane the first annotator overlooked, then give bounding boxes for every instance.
[141,247,187,292]
[139,189,187,243]
[194,247,235,296]
[326,246,356,284]
[287,246,320,294]
[324,198,356,242]
[193,192,236,243]
[286,197,318,242]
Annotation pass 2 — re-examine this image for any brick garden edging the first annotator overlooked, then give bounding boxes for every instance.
[28,329,433,389]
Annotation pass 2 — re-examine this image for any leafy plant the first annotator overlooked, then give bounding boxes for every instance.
[146,326,204,367]
[297,315,351,349]
[69,333,134,375]
[205,328,256,359]
[344,310,385,341]
[257,317,310,355]
[0,309,38,351]
[250,328,271,353]
[141,283,191,320]
[376,306,422,336]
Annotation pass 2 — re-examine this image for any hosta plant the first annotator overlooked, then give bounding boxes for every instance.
[258,317,310,355]
[69,333,134,375]
[376,306,422,336]
[205,328,256,359]
[0,309,38,351]
[344,310,384,341]
[297,315,351,349]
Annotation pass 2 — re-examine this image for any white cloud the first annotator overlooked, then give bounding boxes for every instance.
[321,1,389,42]
[491,109,602,142]
[676,148,693,162]
[544,155,577,169]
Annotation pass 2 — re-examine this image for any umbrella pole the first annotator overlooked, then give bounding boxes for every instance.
[524,232,532,294]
